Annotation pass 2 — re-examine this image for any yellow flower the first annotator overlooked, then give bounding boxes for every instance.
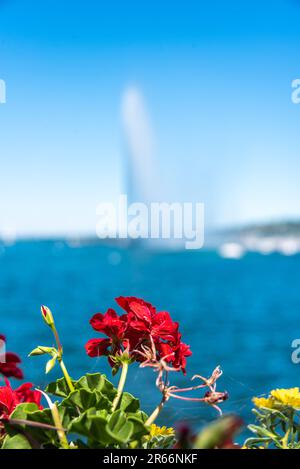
[149,424,175,438]
[270,388,300,408]
[252,397,274,409]
[253,388,300,410]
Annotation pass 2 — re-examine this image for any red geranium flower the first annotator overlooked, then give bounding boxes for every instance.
[0,384,19,420]
[169,339,192,374]
[85,309,128,364]
[0,380,43,431]
[85,338,112,357]
[151,311,179,342]
[85,297,192,374]
[90,309,126,338]
[115,297,156,321]
[15,383,43,409]
[157,333,192,374]
[0,335,23,380]
[117,297,178,341]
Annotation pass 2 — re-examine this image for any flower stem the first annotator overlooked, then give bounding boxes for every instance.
[50,322,74,393]
[52,326,63,355]
[111,362,129,412]
[145,395,167,426]
[38,390,69,449]
[58,358,75,393]
[51,402,69,449]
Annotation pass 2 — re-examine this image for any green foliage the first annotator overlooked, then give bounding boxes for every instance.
[244,406,300,449]
[1,373,172,449]
[143,433,176,449]
[106,410,134,443]
[2,434,32,449]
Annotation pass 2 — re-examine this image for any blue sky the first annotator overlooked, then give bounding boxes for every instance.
[0,0,300,236]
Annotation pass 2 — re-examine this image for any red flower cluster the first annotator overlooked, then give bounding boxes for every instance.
[0,335,23,380]
[0,380,42,424]
[85,297,192,373]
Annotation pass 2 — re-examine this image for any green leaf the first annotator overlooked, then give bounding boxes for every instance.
[106,410,134,443]
[62,388,111,412]
[46,373,117,401]
[119,392,140,413]
[248,424,279,440]
[25,408,58,443]
[69,408,110,445]
[127,415,149,439]
[46,377,74,398]
[243,437,271,447]
[10,403,40,420]
[76,373,116,400]
[4,403,52,444]
[63,389,97,410]
[2,434,32,449]
[1,369,154,449]
[8,405,71,447]
[128,410,148,422]
[144,434,175,450]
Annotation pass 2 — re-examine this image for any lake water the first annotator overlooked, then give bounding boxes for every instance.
[1,240,300,438]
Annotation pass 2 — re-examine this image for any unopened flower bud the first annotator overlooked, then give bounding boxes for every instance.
[41,305,55,327]
[45,356,57,374]
[29,346,56,357]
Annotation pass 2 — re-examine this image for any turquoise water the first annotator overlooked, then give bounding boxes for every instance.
[1,241,300,435]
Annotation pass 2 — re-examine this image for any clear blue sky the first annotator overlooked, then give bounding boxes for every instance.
[0,0,300,236]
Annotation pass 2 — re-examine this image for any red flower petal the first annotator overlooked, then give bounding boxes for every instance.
[87,297,192,373]
[85,338,112,357]
[116,296,156,318]
[157,342,175,361]
[0,352,23,380]
[152,311,179,341]
[15,383,43,409]
[0,385,19,418]
[0,381,43,420]
[90,309,125,339]
[4,352,22,364]
[172,341,192,374]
